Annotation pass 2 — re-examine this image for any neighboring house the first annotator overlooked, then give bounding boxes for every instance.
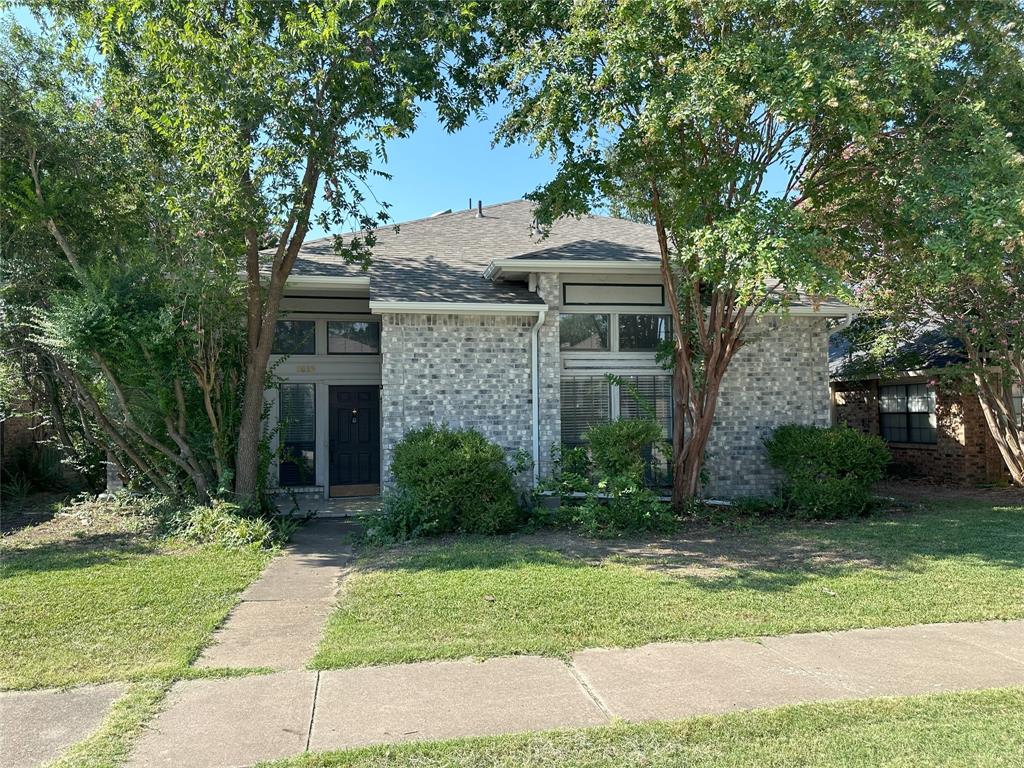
[829,328,1023,484]
[266,199,852,500]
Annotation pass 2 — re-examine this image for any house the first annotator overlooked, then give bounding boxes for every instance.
[266,199,853,500]
[829,327,1023,484]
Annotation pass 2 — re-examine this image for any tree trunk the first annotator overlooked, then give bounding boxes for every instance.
[974,373,1024,486]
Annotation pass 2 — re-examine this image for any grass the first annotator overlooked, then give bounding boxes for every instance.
[48,680,172,768]
[260,687,1024,768]
[0,498,271,690]
[312,501,1024,668]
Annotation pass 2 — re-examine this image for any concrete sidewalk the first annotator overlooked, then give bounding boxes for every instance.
[127,619,1024,768]
[0,683,125,768]
[194,518,357,670]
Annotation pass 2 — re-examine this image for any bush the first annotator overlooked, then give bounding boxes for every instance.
[585,419,666,481]
[163,500,281,549]
[539,419,676,537]
[384,424,524,538]
[765,424,890,519]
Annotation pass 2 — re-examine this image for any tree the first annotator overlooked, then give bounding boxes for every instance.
[484,0,1018,507]
[39,0,485,504]
[2,26,245,499]
[831,7,1024,484]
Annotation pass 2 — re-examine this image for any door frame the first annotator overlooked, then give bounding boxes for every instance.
[327,384,382,498]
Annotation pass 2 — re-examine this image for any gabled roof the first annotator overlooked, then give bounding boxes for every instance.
[285,199,855,317]
[829,323,966,379]
[288,199,658,305]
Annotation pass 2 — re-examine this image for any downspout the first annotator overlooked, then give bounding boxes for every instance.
[530,308,548,485]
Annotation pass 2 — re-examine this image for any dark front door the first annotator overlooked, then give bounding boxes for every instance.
[328,386,381,497]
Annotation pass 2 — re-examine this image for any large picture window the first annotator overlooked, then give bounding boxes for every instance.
[618,315,671,352]
[879,383,936,444]
[619,376,673,440]
[328,320,380,354]
[279,383,316,486]
[560,377,611,444]
[559,314,610,351]
[272,320,315,355]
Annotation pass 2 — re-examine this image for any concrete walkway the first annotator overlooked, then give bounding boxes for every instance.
[128,619,1024,768]
[194,518,357,670]
[0,683,125,768]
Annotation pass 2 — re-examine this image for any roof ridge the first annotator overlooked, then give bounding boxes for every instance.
[298,199,533,247]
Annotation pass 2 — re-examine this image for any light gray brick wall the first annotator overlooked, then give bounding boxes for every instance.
[380,312,540,481]
[535,274,562,477]
[704,315,832,498]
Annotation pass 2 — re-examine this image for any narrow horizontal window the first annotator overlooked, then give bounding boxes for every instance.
[328,321,380,354]
[560,314,610,351]
[618,315,672,352]
[272,320,316,355]
[279,383,316,486]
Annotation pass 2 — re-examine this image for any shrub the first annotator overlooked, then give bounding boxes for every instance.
[543,419,676,537]
[571,477,675,537]
[164,500,280,549]
[385,424,524,537]
[765,424,890,519]
[584,418,667,482]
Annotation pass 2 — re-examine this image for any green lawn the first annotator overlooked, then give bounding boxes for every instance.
[312,502,1024,668]
[1,526,269,690]
[261,687,1024,768]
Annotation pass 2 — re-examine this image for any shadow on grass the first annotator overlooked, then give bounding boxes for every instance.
[1,534,161,576]
[355,503,1024,596]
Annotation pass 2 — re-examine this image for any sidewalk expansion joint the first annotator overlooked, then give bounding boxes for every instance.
[565,660,614,721]
[305,671,321,752]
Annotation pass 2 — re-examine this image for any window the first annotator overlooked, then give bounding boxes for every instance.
[619,376,673,440]
[879,383,936,444]
[560,377,611,444]
[272,320,315,355]
[328,320,380,354]
[559,314,610,351]
[279,384,316,486]
[618,315,671,352]
[1014,384,1023,428]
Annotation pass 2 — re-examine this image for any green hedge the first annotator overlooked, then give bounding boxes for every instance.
[765,424,890,518]
[382,424,524,538]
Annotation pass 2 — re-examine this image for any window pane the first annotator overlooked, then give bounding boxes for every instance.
[328,321,380,354]
[560,377,610,444]
[906,383,935,413]
[880,413,908,442]
[908,412,937,444]
[619,315,671,352]
[559,314,610,351]
[1012,384,1022,428]
[279,384,315,486]
[879,385,906,413]
[273,320,316,355]
[619,376,673,441]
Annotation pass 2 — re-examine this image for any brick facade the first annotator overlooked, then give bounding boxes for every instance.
[379,312,541,482]
[704,316,832,498]
[379,308,833,499]
[831,378,1008,485]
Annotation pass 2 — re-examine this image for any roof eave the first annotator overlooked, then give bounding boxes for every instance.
[369,300,546,315]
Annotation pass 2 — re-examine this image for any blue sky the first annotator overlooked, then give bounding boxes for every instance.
[309,103,555,240]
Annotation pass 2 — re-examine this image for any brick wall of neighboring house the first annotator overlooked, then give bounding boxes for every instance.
[831,378,1009,485]
[379,312,542,482]
[705,315,833,498]
[1,410,45,463]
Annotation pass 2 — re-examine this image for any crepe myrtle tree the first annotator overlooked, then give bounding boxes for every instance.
[484,0,980,507]
[43,0,486,503]
[832,6,1024,485]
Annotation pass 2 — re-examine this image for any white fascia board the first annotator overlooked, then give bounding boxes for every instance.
[369,300,547,315]
[761,305,860,318]
[284,275,370,289]
[487,259,661,278]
